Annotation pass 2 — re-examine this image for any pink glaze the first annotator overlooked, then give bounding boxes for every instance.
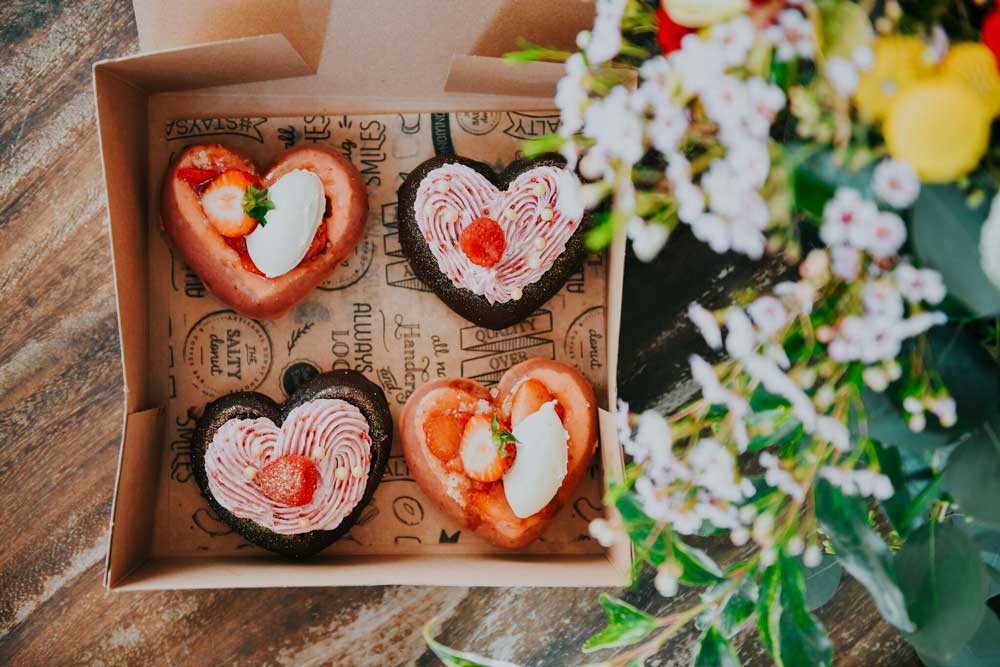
[413,163,584,304]
[205,398,371,535]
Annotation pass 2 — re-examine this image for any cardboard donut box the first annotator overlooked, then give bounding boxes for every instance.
[96,0,633,590]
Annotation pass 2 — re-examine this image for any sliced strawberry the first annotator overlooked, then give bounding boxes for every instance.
[459,415,512,482]
[423,412,469,462]
[177,166,221,191]
[460,216,506,268]
[256,454,320,506]
[201,169,262,237]
[302,220,328,262]
[223,236,265,276]
[511,379,566,427]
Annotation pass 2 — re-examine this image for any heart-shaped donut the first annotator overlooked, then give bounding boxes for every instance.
[162,143,368,320]
[193,370,392,557]
[397,154,590,330]
[399,358,598,549]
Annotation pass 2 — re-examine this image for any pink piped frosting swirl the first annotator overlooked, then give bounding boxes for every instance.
[204,399,372,535]
[413,163,584,304]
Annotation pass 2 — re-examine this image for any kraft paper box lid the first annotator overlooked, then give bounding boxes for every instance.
[131,0,593,96]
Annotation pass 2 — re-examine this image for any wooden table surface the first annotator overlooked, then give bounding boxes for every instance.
[0,1,920,665]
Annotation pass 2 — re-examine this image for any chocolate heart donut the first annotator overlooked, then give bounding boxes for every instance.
[192,370,392,558]
[397,154,590,330]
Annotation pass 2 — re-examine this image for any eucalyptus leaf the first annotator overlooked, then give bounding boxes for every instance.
[423,619,522,667]
[674,538,726,586]
[694,626,741,667]
[872,441,911,535]
[582,593,657,653]
[895,521,987,661]
[918,610,1000,667]
[814,480,915,632]
[804,553,842,612]
[911,184,1000,317]
[757,556,833,667]
[943,417,1000,528]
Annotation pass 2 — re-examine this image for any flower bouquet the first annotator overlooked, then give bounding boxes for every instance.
[425,0,1000,665]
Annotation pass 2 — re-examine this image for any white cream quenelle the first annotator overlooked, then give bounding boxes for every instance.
[246,169,325,278]
[503,400,569,518]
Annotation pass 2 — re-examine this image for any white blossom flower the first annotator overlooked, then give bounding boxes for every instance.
[830,244,861,280]
[760,452,805,502]
[930,397,957,427]
[689,303,723,349]
[585,0,626,64]
[825,56,859,96]
[626,409,672,465]
[872,159,921,209]
[583,86,644,166]
[692,212,732,254]
[709,14,755,66]
[648,102,689,154]
[815,415,851,452]
[730,526,750,546]
[690,354,728,404]
[744,354,817,431]
[821,188,878,248]
[671,34,728,94]
[852,45,875,70]
[787,535,805,556]
[743,78,786,138]
[627,216,670,262]
[980,193,1000,291]
[774,280,817,315]
[891,311,947,339]
[863,366,890,392]
[748,295,788,336]
[674,180,706,224]
[909,412,927,432]
[588,518,618,547]
[863,280,905,320]
[689,438,744,502]
[725,307,756,359]
[803,544,823,568]
[766,9,815,62]
[819,466,893,500]
[639,56,675,93]
[858,211,907,258]
[894,264,946,304]
[654,567,679,597]
[556,54,588,139]
[726,137,771,190]
[702,75,751,130]
[666,152,691,184]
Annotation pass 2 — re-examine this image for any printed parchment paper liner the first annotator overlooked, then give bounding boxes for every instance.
[147,111,608,558]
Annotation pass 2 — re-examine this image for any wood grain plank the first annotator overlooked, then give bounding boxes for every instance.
[0,1,920,665]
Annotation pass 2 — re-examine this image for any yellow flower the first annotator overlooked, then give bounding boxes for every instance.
[854,35,934,121]
[662,0,748,28]
[884,78,991,183]
[940,42,1000,117]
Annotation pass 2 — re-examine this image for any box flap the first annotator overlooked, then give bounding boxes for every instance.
[132,0,592,97]
[445,55,565,97]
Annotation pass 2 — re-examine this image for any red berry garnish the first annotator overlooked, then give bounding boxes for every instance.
[256,454,320,506]
[177,167,221,191]
[460,216,506,268]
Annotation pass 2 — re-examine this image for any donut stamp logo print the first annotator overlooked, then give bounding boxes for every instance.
[460,311,555,386]
[456,111,501,136]
[183,310,273,398]
[565,306,607,392]
[318,237,376,291]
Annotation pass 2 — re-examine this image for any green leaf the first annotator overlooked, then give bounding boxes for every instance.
[814,480,915,632]
[693,626,741,667]
[911,184,1000,317]
[872,441,911,535]
[757,556,833,667]
[423,619,522,667]
[918,610,1000,667]
[674,538,726,586]
[696,577,757,639]
[582,593,657,653]
[242,184,274,227]
[895,520,987,661]
[943,417,1000,528]
[614,490,668,571]
[490,415,518,458]
[803,553,842,612]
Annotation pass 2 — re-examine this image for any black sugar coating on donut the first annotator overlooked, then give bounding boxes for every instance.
[192,370,393,558]
[397,153,590,330]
